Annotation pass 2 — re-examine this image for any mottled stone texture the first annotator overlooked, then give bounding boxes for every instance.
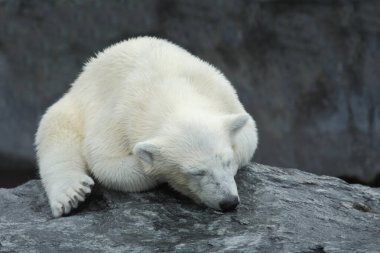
[0,164,379,252]
[1,0,380,185]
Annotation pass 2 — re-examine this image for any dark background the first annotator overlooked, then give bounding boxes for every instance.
[1,0,379,188]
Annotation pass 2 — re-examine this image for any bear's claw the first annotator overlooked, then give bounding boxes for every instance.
[49,175,94,217]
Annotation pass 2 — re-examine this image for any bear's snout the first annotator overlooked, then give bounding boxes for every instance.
[219,195,240,212]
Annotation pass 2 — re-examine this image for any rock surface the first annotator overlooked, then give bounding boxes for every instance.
[1,0,380,185]
[1,163,379,253]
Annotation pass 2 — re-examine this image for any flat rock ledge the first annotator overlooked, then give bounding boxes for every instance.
[1,163,379,253]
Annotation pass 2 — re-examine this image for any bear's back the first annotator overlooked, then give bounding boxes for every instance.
[69,37,244,131]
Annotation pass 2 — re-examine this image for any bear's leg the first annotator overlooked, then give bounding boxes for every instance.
[90,155,158,193]
[36,97,94,217]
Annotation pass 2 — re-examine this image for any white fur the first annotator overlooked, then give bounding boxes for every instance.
[35,37,258,217]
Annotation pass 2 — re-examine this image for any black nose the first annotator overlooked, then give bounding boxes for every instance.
[219,196,240,212]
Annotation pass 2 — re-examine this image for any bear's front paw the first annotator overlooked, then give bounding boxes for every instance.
[48,175,94,217]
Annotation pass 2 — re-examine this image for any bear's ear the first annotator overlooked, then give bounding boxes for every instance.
[224,113,250,135]
[133,140,161,167]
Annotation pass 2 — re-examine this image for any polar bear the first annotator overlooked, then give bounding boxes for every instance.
[35,37,258,217]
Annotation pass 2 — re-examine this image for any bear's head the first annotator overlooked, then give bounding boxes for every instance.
[133,113,250,212]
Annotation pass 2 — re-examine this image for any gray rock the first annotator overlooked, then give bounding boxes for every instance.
[1,163,379,253]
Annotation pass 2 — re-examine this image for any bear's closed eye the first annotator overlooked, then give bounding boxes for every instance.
[189,170,207,177]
